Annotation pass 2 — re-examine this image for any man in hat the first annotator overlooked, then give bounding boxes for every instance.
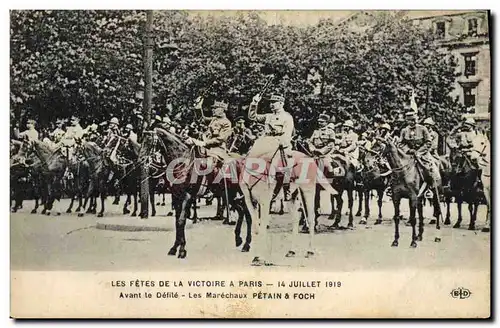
[446,117,478,163]
[49,119,66,144]
[248,93,295,162]
[186,98,232,169]
[399,111,441,189]
[18,119,39,142]
[333,119,361,171]
[104,117,121,146]
[228,117,256,155]
[308,113,337,172]
[59,116,84,161]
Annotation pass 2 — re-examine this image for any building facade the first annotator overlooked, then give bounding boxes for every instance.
[408,11,490,128]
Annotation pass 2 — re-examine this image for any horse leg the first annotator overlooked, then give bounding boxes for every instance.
[66,194,75,214]
[355,189,363,217]
[409,197,417,248]
[360,189,369,225]
[175,193,192,259]
[332,193,343,229]
[97,192,106,217]
[468,202,476,230]
[31,197,39,214]
[234,203,244,247]
[453,195,463,228]
[131,192,138,217]
[347,188,354,228]
[391,194,401,247]
[149,182,156,217]
[417,197,425,241]
[161,192,166,206]
[375,188,383,225]
[444,195,451,225]
[123,193,131,215]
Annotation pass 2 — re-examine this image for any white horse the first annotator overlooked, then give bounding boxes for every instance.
[239,139,338,266]
[471,132,491,232]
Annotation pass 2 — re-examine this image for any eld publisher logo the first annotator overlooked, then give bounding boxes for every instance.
[450,287,472,299]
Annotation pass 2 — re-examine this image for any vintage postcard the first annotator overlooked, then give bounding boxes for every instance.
[10,9,491,318]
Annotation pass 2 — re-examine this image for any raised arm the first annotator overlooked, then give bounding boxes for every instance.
[248,94,267,123]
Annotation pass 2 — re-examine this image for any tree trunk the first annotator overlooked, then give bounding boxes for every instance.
[140,10,153,219]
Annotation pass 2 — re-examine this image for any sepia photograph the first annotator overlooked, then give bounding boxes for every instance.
[9,9,491,318]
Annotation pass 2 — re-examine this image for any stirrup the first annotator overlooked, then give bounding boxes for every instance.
[424,190,434,199]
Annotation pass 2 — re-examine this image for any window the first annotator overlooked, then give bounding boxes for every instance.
[468,18,478,36]
[436,21,446,38]
[463,86,476,110]
[463,53,477,77]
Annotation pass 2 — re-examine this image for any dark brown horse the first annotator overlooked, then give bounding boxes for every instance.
[373,137,443,247]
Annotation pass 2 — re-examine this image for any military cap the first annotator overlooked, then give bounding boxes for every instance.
[212,101,228,110]
[269,94,285,103]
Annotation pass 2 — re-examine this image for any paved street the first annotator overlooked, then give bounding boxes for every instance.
[11,195,490,271]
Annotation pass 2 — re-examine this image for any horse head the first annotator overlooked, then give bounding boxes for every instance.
[142,128,189,162]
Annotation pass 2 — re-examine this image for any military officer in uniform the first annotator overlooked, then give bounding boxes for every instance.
[60,116,84,161]
[335,119,361,171]
[247,93,294,163]
[50,119,66,144]
[18,119,39,142]
[447,117,477,163]
[124,123,138,144]
[399,111,440,189]
[187,98,232,169]
[228,117,256,155]
[308,113,336,172]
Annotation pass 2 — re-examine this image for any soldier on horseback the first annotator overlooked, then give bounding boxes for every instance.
[399,111,440,191]
[248,93,294,163]
[334,119,362,172]
[308,113,336,172]
[186,98,232,174]
[447,117,477,164]
[49,119,66,144]
[60,116,83,162]
[17,119,39,142]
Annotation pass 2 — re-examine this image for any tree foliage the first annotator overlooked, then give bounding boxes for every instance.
[10,10,462,134]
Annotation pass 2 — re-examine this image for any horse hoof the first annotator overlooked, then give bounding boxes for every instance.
[11,208,17,213]
[56,212,61,216]
[391,241,398,247]
[453,223,461,229]
[444,219,451,225]
[429,219,437,224]
[347,223,354,229]
[66,209,72,214]
[41,209,47,214]
[417,235,423,241]
[166,211,173,216]
[251,257,264,266]
[410,241,417,248]
[112,201,119,205]
[468,225,475,231]
[161,203,166,206]
[359,219,367,225]
[123,209,130,215]
[241,244,250,252]
[481,227,490,233]
[156,202,160,206]
[355,212,362,217]
[151,211,156,217]
[131,212,137,217]
[78,213,84,217]
[222,219,229,225]
[178,250,187,259]
[285,251,296,258]
[305,251,314,258]
[278,210,284,215]
[97,213,103,218]
[434,237,441,243]
[300,226,310,234]
[30,209,37,214]
[235,236,243,247]
[374,219,382,225]
[167,248,177,256]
